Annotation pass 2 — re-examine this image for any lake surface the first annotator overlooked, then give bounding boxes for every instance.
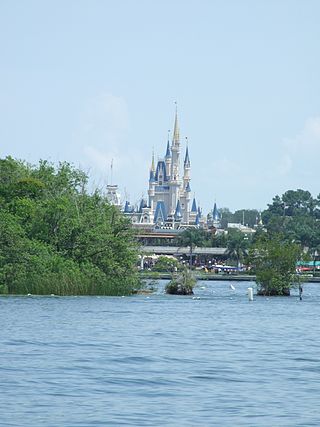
[1,280,320,426]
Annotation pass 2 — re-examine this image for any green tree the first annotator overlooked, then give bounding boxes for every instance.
[176,228,207,267]
[250,234,301,296]
[233,209,260,228]
[219,207,234,229]
[226,229,249,267]
[153,256,181,272]
[0,157,140,295]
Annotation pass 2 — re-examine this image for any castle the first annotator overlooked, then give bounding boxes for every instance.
[107,108,221,231]
[123,109,204,230]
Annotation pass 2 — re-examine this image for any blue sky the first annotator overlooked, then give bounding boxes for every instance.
[1,0,320,213]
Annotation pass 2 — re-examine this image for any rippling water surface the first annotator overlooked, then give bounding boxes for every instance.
[1,280,320,426]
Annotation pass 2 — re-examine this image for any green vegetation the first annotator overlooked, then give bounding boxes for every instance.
[175,228,207,267]
[249,234,301,296]
[219,208,260,229]
[0,157,140,295]
[226,229,250,267]
[152,256,181,272]
[262,189,320,252]
[165,267,196,295]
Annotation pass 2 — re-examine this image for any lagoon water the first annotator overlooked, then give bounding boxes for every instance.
[1,280,320,426]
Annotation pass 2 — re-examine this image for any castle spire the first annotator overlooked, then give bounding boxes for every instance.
[165,139,171,158]
[191,197,197,213]
[172,102,180,146]
[151,149,155,171]
[184,137,190,167]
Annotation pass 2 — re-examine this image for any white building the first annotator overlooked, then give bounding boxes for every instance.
[124,109,201,229]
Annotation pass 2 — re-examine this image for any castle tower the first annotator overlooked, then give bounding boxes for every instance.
[180,142,191,223]
[170,108,180,181]
[165,139,171,180]
[148,151,156,214]
[168,107,181,217]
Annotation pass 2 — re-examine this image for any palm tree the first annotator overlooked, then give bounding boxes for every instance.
[226,229,249,268]
[176,228,207,268]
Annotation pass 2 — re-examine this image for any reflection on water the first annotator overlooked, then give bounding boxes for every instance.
[1,281,320,426]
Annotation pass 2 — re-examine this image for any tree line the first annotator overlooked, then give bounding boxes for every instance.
[174,189,320,295]
[0,157,140,295]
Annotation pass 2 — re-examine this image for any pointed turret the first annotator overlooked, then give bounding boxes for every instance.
[139,198,147,213]
[165,136,172,181]
[174,200,182,221]
[170,105,181,181]
[172,107,180,147]
[185,182,191,192]
[195,212,200,226]
[151,150,155,172]
[184,144,190,168]
[191,197,197,213]
[124,200,134,213]
[165,140,171,158]
[149,169,155,182]
[213,202,220,221]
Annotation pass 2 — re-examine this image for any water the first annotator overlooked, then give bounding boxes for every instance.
[1,281,320,427]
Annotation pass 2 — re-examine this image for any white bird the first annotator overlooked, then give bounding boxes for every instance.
[230,284,235,291]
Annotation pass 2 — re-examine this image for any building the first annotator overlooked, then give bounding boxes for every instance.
[124,108,201,230]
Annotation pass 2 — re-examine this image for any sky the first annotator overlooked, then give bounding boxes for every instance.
[1,0,320,214]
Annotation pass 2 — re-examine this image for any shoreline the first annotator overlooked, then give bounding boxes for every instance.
[139,272,320,282]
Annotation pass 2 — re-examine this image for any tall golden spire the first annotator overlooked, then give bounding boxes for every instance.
[172,102,180,146]
[151,149,155,171]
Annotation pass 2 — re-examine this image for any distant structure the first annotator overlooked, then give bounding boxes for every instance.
[106,184,121,209]
[106,159,122,209]
[207,202,221,229]
[123,107,202,230]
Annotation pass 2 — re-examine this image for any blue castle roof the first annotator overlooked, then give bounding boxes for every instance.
[155,160,169,182]
[191,198,197,213]
[195,212,200,226]
[149,169,155,182]
[184,146,190,167]
[174,200,182,221]
[213,202,220,221]
[124,201,134,213]
[154,200,167,223]
[139,198,147,213]
[165,140,171,158]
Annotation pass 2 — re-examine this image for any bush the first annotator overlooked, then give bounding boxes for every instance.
[165,268,196,295]
[250,234,301,296]
[153,256,181,272]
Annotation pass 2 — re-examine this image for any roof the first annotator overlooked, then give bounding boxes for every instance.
[213,202,220,220]
[155,160,169,182]
[184,145,190,167]
[191,197,197,212]
[149,169,155,182]
[139,198,148,212]
[165,140,171,158]
[154,200,167,223]
[174,200,182,220]
[124,200,134,213]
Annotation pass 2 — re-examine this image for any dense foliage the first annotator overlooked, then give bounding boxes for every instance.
[165,268,196,295]
[175,228,207,267]
[249,234,301,296]
[262,189,320,253]
[153,256,181,272]
[0,157,140,295]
